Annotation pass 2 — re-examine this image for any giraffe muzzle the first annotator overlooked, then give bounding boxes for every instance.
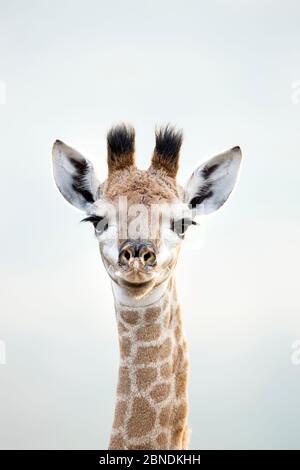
[118,240,157,269]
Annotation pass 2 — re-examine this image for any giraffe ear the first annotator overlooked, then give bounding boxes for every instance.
[52,140,100,210]
[185,146,242,215]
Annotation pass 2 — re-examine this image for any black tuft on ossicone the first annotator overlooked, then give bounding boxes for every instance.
[151,125,183,178]
[107,124,135,156]
[155,125,183,158]
[107,124,135,173]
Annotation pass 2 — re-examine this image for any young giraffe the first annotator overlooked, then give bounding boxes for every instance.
[52,124,242,450]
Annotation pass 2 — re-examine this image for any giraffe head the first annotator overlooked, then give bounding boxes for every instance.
[52,124,242,300]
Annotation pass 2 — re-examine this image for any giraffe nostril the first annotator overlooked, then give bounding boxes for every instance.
[119,241,156,268]
[119,248,132,266]
[124,250,131,261]
[141,248,156,267]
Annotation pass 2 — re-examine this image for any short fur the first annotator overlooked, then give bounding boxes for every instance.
[104,166,182,205]
[109,278,189,450]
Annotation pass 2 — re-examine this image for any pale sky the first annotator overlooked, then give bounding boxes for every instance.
[0,0,300,449]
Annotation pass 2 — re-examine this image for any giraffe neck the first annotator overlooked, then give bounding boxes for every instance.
[109,277,189,450]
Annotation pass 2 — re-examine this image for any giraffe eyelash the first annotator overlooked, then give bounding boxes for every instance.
[171,218,198,236]
[81,215,104,225]
[81,215,109,234]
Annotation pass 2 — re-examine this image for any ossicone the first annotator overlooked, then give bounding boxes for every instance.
[150,124,183,178]
[107,123,135,174]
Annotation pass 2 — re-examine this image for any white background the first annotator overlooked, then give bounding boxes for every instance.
[0,0,300,449]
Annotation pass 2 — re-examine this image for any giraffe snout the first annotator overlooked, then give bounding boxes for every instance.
[118,240,157,269]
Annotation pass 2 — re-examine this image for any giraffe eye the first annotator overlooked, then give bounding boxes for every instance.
[171,218,196,237]
[81,215,109,234]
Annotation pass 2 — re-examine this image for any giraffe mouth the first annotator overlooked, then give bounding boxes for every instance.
[119,278,155,289]
[104,257,158,291]
[118,277,158,298]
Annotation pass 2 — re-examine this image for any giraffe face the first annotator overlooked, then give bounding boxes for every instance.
[90,166,188,295]
[52,125,242,299]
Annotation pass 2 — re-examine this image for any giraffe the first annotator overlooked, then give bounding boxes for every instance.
[52,124,242,450]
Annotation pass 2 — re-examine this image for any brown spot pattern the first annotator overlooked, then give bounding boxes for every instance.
[159,338,172,360]
[137,324,161,342]
[175,370,188,398]
[112,400,127,428]
[172,345,184,371]
[130,442,154,450]
[127,397,156,438]
[135,337,172,364]
[117,367,131,395]
[171,402,188,426]
[117,322,128,334]
[109,282,189,449]
[120,337,131,356]
[145,306,161,322]
[161,362,172,378]
[170,402,188,449]
[150,382,171,402]
[109,433,125,449]
[120,310,139,325]
[136,367,157,390]
[159,404,172,427]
